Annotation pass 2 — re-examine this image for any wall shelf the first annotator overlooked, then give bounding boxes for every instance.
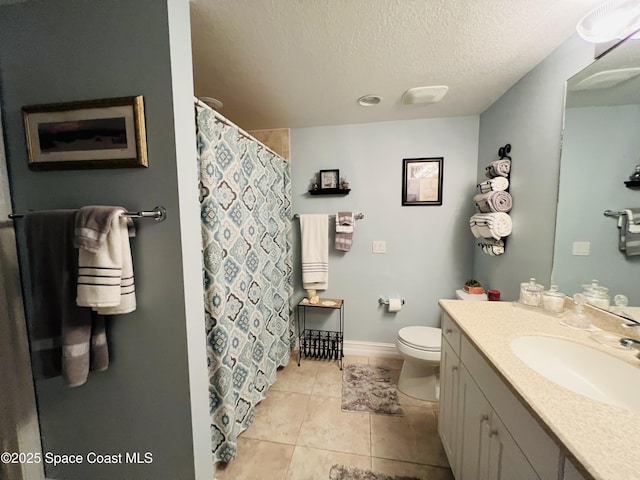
[624,180,640,189]
[308,188,350,196]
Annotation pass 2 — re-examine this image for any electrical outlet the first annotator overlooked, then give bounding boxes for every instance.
[372,240,386,254]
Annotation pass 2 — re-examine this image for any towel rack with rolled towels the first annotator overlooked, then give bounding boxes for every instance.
[293,212,364,220]
[9,206,168,222]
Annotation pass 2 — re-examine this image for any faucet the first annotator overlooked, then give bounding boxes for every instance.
[620,338,640,359]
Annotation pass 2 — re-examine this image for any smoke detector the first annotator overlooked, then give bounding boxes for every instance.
[401,86,449,105]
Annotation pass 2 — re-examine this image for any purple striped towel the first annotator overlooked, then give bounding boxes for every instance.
[335,211,354,252]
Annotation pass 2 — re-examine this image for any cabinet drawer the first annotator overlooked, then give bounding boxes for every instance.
[461,335,560,480]
[441,311,461,354]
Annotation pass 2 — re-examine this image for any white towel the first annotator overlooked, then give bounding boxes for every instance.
[478,238,505,256]
[485,159,511,178]
[477,177,509,193]
[96,216,136,315]
[474,191,513,213]
[77,210,123,307]
[300,214,329,290]
[469,213,512,240]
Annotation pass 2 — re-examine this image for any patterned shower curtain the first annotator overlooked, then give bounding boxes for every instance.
[196,105,294,464]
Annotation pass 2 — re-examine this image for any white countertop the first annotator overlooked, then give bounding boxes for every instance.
[439,299,640,480]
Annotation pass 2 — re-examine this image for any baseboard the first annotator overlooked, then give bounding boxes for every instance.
[343,340,401,358]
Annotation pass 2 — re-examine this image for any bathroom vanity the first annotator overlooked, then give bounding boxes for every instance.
[438,300,640,480]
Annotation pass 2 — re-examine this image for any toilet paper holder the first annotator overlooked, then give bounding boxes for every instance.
[378,297,405,306]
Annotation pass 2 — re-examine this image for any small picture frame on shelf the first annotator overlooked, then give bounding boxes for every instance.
[319,169,339,190]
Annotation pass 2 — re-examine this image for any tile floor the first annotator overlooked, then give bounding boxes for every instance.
[214,354,454,480]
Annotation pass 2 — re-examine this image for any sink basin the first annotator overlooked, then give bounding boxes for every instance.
[511,335,640,414]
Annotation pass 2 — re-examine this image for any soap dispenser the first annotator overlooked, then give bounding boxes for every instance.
[564,293,591,329]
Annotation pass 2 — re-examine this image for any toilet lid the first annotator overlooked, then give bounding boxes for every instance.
[398,326,441,351]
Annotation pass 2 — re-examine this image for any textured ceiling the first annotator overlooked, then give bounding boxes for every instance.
[190,0,603,130]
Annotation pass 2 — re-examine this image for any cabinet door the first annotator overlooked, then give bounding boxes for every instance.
[458,365,493,480]
[438,338,461,476]
[487,413,540,480]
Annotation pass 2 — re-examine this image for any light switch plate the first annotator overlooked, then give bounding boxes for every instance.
[572,241,590,256]
[372,240,386,254]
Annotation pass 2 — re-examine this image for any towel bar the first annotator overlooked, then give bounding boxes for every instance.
[8,206,167,222]
[604,209,627,218]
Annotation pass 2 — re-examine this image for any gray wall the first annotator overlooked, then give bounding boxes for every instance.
[0,1,212,479]
[553,105,640,303]
[291,116,479,344]
[473,35,595,301]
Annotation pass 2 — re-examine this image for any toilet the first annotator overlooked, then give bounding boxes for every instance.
[396,326,442,401]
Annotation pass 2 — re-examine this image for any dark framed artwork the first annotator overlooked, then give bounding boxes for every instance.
[319,169,339,190]
[402,157,443,206]
[22,96,148,171]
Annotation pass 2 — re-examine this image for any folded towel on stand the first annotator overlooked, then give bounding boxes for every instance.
[477,177,509,193]
[474,191,513,213]
[24,210,106,387]
[469,213,512,240]
[300,214,329,290]
[619,208,640,256]
[485,159,511,178]
[335,211,354,252]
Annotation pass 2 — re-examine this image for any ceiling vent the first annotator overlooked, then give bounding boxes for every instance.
[401,86,449,105]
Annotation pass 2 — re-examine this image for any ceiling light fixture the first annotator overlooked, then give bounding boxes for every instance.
[357,94,382,107]
[576,0,640,43]
[201,96,224,110]
[570,67,640,90]
[401,86,449,105]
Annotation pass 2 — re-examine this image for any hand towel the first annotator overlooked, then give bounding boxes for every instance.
[77,208,124,307]
[477,177,509,193]
[619,208,640,256]
[474,191,513,213]
[24,210,106,387]
[335,211,354,252]
[96,215,136,315]
[485,159,511,179]
[74,206,126,253]
[469,213,512,240]
[300,214,328,290]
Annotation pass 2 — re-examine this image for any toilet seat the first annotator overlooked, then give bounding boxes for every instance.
[397,326,441,352]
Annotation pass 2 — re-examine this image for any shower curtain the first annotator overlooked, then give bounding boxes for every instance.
[196,104,294,464]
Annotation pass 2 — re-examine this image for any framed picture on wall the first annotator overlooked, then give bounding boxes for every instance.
[402,157,443,206]
[319,169,339,190]
[22,96,148,171]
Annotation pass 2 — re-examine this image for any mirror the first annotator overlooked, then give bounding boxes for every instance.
[553,37,640,320]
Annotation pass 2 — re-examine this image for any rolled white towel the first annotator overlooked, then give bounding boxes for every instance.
[470,213,512,240]
[478,238,505,256]
[474,191,513,213]
[485,159,511,178]
[477,177,509,193]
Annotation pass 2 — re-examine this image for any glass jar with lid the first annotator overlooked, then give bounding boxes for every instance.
[542,285,566,313]
[519,277,543,306]
[581,279,610,309]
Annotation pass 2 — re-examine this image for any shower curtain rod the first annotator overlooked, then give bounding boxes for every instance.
[8,206,167,222]
[293,213,364,220]
[194,97,282,160]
